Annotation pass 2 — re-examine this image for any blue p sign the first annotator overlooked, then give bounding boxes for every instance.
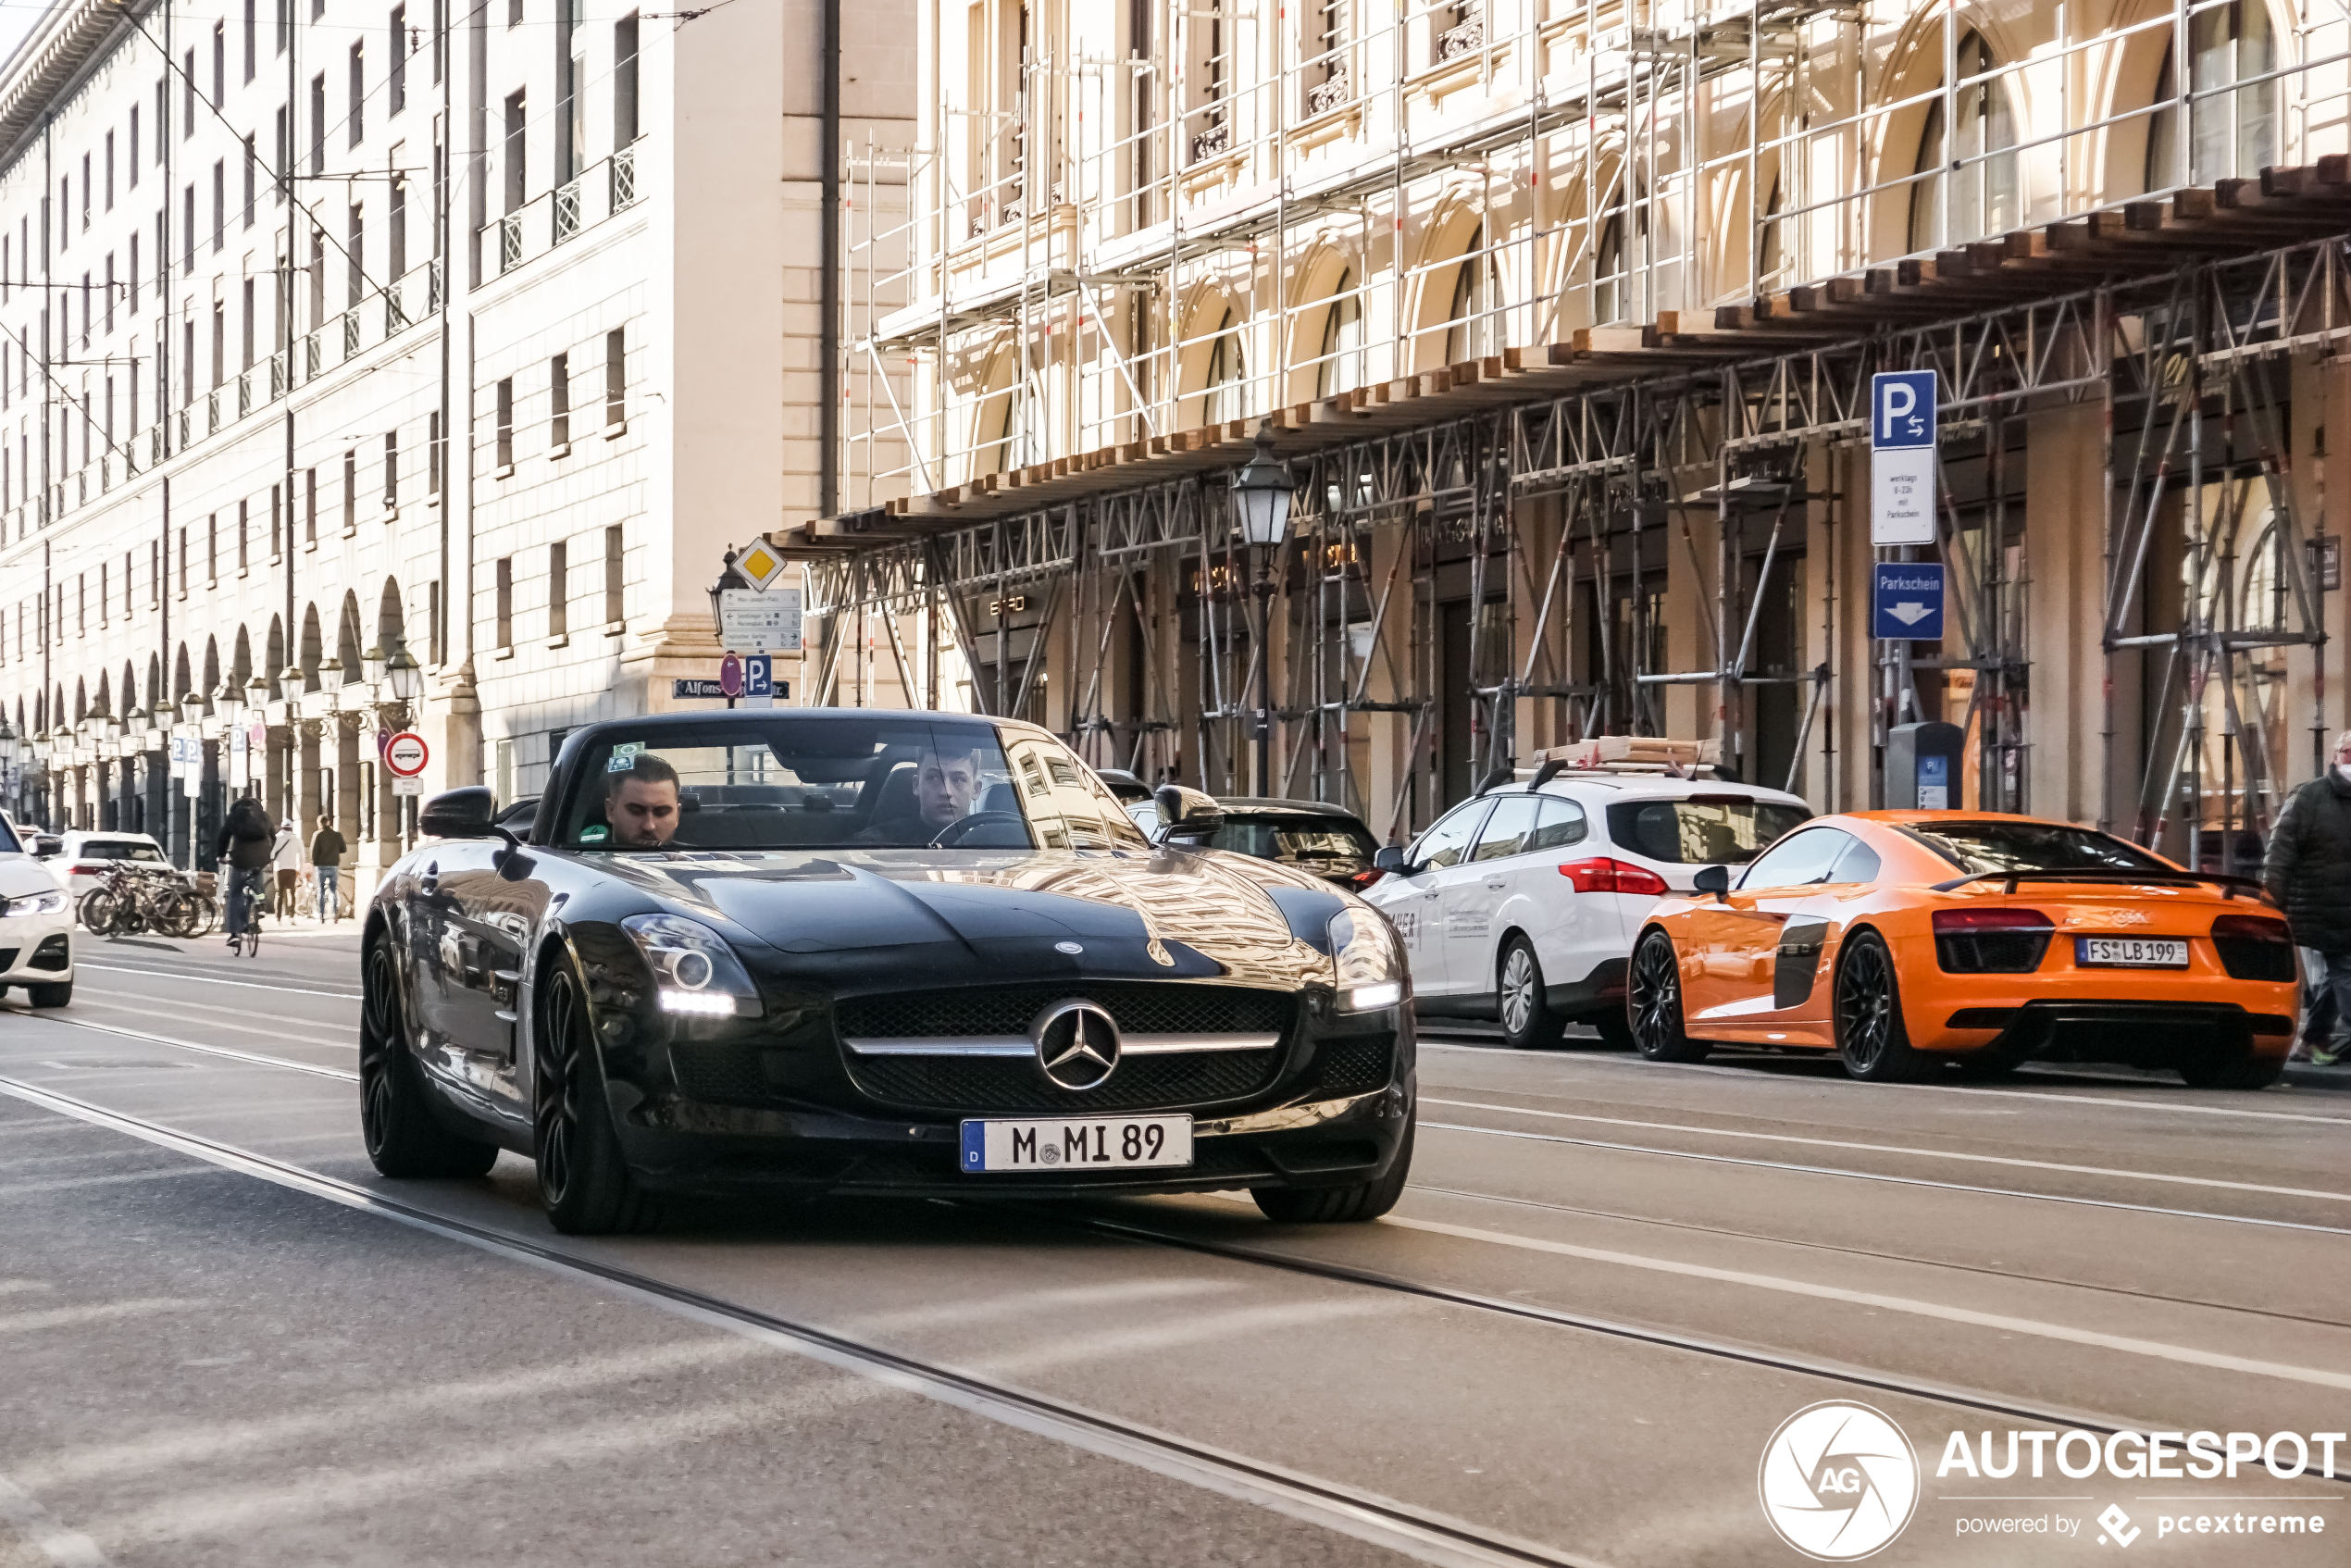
[1872,370,1937,449]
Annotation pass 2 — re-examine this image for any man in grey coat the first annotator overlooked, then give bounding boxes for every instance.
[2263,729,2351,1066]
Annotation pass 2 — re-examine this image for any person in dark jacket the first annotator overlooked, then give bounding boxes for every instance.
[215,796,274,955]
[310,815,348,923]
[2263,731,2351,1066]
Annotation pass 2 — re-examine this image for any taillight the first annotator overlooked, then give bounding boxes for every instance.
[1932,907,2053,974]
[1559,858,1670,897]
[2212,914,2296,981]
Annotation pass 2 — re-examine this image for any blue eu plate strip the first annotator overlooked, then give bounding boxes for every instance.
[959,1121,985,1170]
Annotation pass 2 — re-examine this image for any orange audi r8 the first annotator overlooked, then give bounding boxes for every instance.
[1624,812,2298,1088]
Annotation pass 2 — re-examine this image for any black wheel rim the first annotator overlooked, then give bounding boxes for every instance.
[1500,947,1536,1035]
[1630,938,1680,1053]
[537,976,581,1206]
[1835,940,1895,1072]
[359,945,401,1153]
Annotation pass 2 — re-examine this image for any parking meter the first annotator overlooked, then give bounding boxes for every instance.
[1885,721,1965,810]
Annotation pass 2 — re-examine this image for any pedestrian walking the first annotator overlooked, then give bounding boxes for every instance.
[310,814,347,923]
[270,816,301,919]
[2261,729,2351,1067]
[214,796,274,957]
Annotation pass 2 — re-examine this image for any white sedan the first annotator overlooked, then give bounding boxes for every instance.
[0,815,72,1005]
[1360,771,1810,1048]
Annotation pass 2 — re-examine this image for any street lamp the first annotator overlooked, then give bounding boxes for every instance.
[361,643,387,689]
[1228,419,1294,797]
[386,647,422,706]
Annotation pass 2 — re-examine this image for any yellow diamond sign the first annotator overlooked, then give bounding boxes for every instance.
[737,540,788,590]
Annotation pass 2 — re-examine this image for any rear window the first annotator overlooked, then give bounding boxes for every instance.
[1606,797,1812,865]
[1904,820,2171,875]
[1203,815,1379,865]
[77,840,166,863]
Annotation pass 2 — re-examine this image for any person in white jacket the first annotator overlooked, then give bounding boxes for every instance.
[269,817,302,920]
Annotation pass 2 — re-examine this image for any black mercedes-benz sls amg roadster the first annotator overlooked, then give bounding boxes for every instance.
[360,710,1414,1233]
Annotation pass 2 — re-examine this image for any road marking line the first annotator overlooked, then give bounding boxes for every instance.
[0,1471,106,1566]
[1420,1041,2351,1125]
[1378,1213,2351,1394]
[71,996,359,1051]
[0,1300,201,1336]
[1424,1097,2351,1203]
[0,1169,230,1199]
[75,963,361,1001]
[4,1014,359,1082]
[1421,1122,2351,1237]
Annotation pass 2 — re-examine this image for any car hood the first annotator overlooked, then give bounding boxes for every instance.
[0,856,63,898]
[582,844,1348,993]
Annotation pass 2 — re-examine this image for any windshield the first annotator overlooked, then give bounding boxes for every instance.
[0,817,19,853]
[1905,820,2173,875]
[77,839,166,863]
[1200,815,1379,865]
[557,718,1150,853]
[1607,798,1812,865]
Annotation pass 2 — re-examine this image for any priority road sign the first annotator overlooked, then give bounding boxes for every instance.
[1870,369,1938,546]
[735,539,790,590]
[1872,561,1946,641]
[383,731,429,778]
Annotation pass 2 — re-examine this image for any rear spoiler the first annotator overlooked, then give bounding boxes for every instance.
[1929,867,2274,902]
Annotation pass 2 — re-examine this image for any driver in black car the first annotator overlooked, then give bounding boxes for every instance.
[604,753,684,848]
[862,744,980,843]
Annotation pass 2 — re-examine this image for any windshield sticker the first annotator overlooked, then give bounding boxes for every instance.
[607,741,645,773]
[578,824,608,843]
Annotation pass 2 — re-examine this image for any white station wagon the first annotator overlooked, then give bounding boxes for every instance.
[1360,772,1811,1048]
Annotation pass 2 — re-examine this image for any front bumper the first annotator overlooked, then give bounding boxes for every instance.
[0,923,71,985]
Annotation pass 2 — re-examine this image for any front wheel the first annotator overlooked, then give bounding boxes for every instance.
[536,964,657,1235]
[1834,931,1927,1083]
[27,979,71,1008]
[1252,1118,1413,1224]
[360,940,499,1178]
[152,889,200,939]
[1497,938,1564,1050]
[78,889,121,936]
[1628,930,1708,1063]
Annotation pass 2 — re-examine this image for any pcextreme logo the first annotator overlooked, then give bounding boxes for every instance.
[1760,1402,1922,1562]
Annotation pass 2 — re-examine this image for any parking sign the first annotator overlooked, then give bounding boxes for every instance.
[1870,370,1938,546]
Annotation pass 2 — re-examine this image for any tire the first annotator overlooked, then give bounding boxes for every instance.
[2180,1047,2286,1090]
[359,940,500,1179]
[1252,1118,1414,1224]
[152,889,199,939]
[1627,930,1708,1063]
[27,979,71,1008]
[78,889,120,936]
[1947,1048,2024,1081]
[1833,931,1928,1082]
[1590,1009,1636,1051]
[1496,937,1564,1050]
[535,962,658,1235]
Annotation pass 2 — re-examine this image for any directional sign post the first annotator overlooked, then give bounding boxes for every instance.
[1872,562,1946,641]
[1870,369,1938,546]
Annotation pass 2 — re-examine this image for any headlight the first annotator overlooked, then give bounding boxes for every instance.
[620,914,762,1018]
[1328,908,1404,1012]
[2,890,67,918]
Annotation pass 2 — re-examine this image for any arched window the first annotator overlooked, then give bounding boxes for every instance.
[1757,176,1785,289]
[1317,269,1364,398]
[1591,181,1643,325]
[1203,310,1247,425]
[986,373,1043,475]
[1908,31,2016,253]
[2146,5,2275,191]
[1444,224,1495,364]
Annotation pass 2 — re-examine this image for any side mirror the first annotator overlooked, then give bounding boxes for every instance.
[1692,864,1732,901]
[1152,784,1225,836]
[1373,845,1411,874]
[30,834,61,858]
[419,786,498,840]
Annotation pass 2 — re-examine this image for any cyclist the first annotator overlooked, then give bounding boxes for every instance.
[216,796,274,955]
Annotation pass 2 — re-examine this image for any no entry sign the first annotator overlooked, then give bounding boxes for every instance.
[384,731,430,778]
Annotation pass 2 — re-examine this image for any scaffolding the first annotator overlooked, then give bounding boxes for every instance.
[807,0,2351,856]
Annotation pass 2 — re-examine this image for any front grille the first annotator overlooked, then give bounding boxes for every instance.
[669,1042,773,1104]
[1307,1036,1393,1097]
[848,1047,1281,1114]
[836,983,1293,1041]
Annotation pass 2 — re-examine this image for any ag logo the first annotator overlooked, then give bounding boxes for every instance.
[1759,1402,1919,1561]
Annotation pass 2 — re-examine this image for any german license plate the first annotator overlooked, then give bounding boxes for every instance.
[2076,937,2189,968]
[959,1115,1193,1173]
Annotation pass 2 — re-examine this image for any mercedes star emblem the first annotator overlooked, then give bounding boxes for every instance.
[1029,998,1122,1091]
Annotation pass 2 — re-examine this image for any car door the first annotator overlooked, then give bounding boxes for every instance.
[1365,799,1490,997]
[1450,795,1541,999]
[1684,828,1855,1025]
[442,843,556,1102]
[1766,834,1882,1023]
[1505,795,1619,986]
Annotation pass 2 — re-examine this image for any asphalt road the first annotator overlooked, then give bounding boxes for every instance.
[3,931,2346,1568]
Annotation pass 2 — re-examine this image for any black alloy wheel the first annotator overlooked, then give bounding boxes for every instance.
[1590,1009,1635,1051]
[1628,930,1707,1063]
[1497,938,1564,1051]
[535,963,657,1236]
[2178,1043,2286,1090]
[359,940,499,1178]
[1252,1116,1415,1224]
[1832,931,1925,1082]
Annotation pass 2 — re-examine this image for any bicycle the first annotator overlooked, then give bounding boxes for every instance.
[78,864,203,939]
[296,871,357,923]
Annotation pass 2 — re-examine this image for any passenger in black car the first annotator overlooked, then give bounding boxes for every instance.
[604,753,684,848]
[859,744,981,844]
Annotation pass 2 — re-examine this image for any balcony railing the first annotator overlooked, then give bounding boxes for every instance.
[554,177,582,244]
[1306,68,1352,116]
[611,144,637,210]
[500,213,523,272]
[1437,16,1485,59]
[342,309,361,361]
[484,139,647,280]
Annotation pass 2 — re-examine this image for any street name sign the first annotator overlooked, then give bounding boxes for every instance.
[1870,369,1938,546]
[672,678,728,699]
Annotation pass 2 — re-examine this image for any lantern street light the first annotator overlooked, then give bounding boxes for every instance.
[1228,419,1294,797]
[386,646,422,706]
[361,643,388,689]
